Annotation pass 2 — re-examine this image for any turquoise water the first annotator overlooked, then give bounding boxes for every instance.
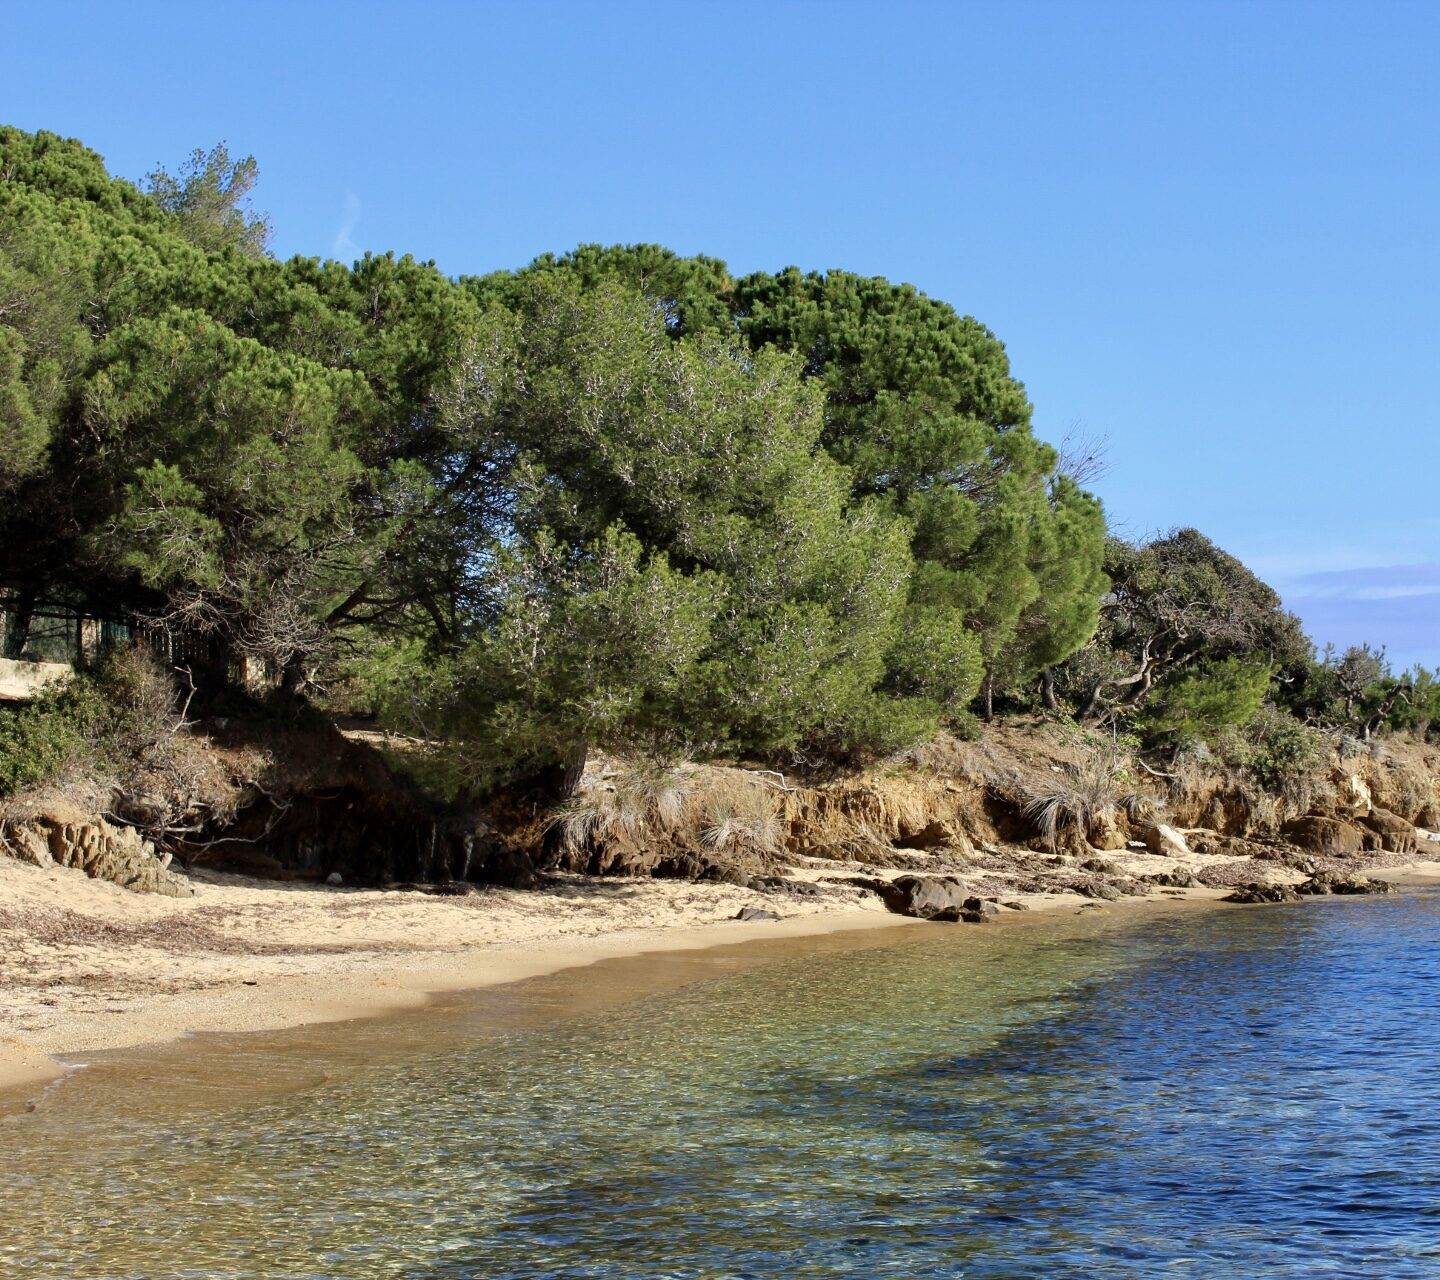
[4,892,1440,1278]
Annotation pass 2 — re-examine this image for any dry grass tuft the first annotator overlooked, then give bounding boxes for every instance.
[1023,753,1147,846]
[549,757,784,856]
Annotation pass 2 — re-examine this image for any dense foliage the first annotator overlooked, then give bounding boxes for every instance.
[1,126,1433,793]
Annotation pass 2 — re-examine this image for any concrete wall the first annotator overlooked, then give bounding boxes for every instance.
[0,657,72,702]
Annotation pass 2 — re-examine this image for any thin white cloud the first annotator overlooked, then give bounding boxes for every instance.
[1286,563,1440,602]
[332,192,361,262]
[1241,516,1440,583]
[1298,584,1440,602]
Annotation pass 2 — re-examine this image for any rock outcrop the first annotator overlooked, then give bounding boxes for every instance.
[1,809,192,896]
[1086,811,1128,850]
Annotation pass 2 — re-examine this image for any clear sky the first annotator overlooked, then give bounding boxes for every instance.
[9,0,1438,667]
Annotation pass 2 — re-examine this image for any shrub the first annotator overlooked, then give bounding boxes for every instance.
[1142,658,1272,747]
[0,678,110,796]
[1226,705,1329,800]
[548,756,783,857]
[0,649,182,800]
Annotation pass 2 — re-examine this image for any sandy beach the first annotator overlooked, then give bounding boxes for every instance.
[0,859,914,1097]
[5,852,1438,1103]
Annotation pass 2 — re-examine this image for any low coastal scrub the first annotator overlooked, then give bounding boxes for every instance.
[1022,753,1148,850]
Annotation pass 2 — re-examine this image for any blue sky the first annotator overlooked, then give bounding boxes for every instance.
[9,1,1439,667]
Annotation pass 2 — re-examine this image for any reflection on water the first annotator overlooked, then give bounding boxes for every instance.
[4,894,1440,1278]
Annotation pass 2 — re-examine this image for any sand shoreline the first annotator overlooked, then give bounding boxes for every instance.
[4,856,1438,1104]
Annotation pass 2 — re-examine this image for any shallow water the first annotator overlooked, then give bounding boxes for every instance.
[4,892,1440,1278]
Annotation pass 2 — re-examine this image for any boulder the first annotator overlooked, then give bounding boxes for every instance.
[1280,815,1366,857]
[1141,823,1190,858]
[1226,881,1302,904]
[1359,807,1418,855]
[868,876,997,923]
[930,899,995,924]
[734,906,780,922]
[1086,811,1128,851]
[873,874,969,920]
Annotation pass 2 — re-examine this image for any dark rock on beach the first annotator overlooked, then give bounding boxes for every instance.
[1298,870,1395,896]
[860,875,999,923]
[1226,881,1303,904]
[734,906,781,922]
[752,876,825,897]
[1144,869,1202,889]
[873,874,970,919]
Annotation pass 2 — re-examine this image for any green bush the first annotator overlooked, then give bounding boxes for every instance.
[0,650,179,798]
[1142,658,1273,747]
[1227,705,1330,796]
[0,678,110,796]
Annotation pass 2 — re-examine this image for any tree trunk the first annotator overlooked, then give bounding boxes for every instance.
[4,592,35,659]
[980,674,994,721]
[1040,668,1058,711]
[561,742,589,798]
